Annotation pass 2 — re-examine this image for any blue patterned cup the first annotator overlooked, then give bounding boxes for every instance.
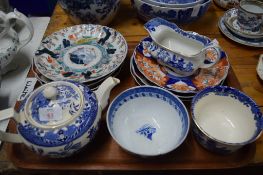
[237,0,263,32]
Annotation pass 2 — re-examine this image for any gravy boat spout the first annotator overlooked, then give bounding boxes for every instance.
[144,18,221,76]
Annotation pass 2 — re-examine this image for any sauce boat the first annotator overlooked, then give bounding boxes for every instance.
[144,18,222,77]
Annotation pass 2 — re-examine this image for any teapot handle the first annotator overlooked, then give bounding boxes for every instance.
[0,108,23,143]
[199,42,221,69]
[5,9,34,50]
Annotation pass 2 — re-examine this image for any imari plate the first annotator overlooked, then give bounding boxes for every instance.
[34,24,128,82]
[134,37,230,93]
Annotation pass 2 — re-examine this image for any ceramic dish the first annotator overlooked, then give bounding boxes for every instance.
[218,15,263,47]
[257,54,263,80]
[191,86,262,154]
[133,37,229,94]
[130,54,196,99]
[107,86,190,156]
[223,8,263,39]
[131,0,211,23]
[34,24,128,83]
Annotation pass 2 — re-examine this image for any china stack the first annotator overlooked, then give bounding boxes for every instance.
[33,24,128,90]
[218,0,263,47]
[130,18,230,100]
[131,0,212,23]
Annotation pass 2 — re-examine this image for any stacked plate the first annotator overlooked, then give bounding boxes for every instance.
[218,8,263,47]
[131,0,212,23]
[33,24,128,90]
[130,36,230,100]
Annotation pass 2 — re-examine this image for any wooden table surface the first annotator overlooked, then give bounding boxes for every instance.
[4,0,263,173]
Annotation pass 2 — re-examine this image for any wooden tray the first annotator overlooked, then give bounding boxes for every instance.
[6,46,255,171]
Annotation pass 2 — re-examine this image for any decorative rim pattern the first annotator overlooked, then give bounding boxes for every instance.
[34,24,128,83]
[191,85,263,146]
[106,86,190,156]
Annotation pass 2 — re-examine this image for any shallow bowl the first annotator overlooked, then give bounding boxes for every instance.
[191,86,262,154]
[107,86,190,156]
[131,0,211,23]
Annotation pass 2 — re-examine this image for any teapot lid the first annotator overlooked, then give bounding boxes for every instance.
[24,81,84,129]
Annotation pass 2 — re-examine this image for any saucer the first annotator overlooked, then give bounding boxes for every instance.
[223,8,263,39]
[34,24,128,83]
[219,15,263,47]
[133,37,230,94]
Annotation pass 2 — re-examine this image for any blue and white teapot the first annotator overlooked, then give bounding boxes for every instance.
[0,77,119,158]
[0,9,33,74]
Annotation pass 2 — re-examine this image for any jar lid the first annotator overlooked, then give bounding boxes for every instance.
[24,81,84,129]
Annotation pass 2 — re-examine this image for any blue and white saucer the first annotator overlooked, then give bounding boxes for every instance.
[219,12,263,47]
[223,8,263,40]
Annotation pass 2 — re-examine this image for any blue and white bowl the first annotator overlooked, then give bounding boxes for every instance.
[191,86,263,154]
[107,86,190,156]
[143,0,205,8]
[131,0,211,23]
[59,0,120,25]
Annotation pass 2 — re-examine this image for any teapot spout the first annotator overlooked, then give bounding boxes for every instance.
[95,77,120,110]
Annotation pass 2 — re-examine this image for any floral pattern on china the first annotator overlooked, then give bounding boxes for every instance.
[144,18,222,77]
[0,77,120,157]
[34,24,127,83]
[134,36,230,93]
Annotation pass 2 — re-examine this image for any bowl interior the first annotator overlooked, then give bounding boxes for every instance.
[192,87,261,144]
[107,86,189,156]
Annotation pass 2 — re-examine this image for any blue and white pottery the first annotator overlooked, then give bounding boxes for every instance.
[34,24,128,83]
[224,8,263,39]
[107,86,190,156]
[144,18,221,77]
[0,9,33,74]
[257,54,263,80]
[218,13,263,47]
[131,0,211,23]
[58,0,120,25]
[191,86,263,154]
[0,77,120,158]
[143,0,205,8]
[237,0,263,33]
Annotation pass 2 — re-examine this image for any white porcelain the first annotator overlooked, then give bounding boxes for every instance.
[131,0,212,23]
[257,54,263,80]
[107,86,190,156]
[0,77,120,158]
[0,9,34,74]
[218,15,263,47]
[237,0,263,33]
[191,86,262,153]
[145,18,221,77]
[224,8,263,39]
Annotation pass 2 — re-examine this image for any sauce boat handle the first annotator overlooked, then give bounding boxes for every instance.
[0,108,23,143]
[199,42,222,69]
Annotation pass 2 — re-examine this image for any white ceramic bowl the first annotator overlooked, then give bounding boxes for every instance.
[107,86,190,156]
[191,86,262,153]
[131,0,211,23]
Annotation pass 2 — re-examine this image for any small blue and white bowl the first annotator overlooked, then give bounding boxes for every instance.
[59,0,120,25]
[191,86,263,154]
[107,86,190,156]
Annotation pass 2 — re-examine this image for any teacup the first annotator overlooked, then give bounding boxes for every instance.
[237,0,263,33]
[144,18,222,77]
